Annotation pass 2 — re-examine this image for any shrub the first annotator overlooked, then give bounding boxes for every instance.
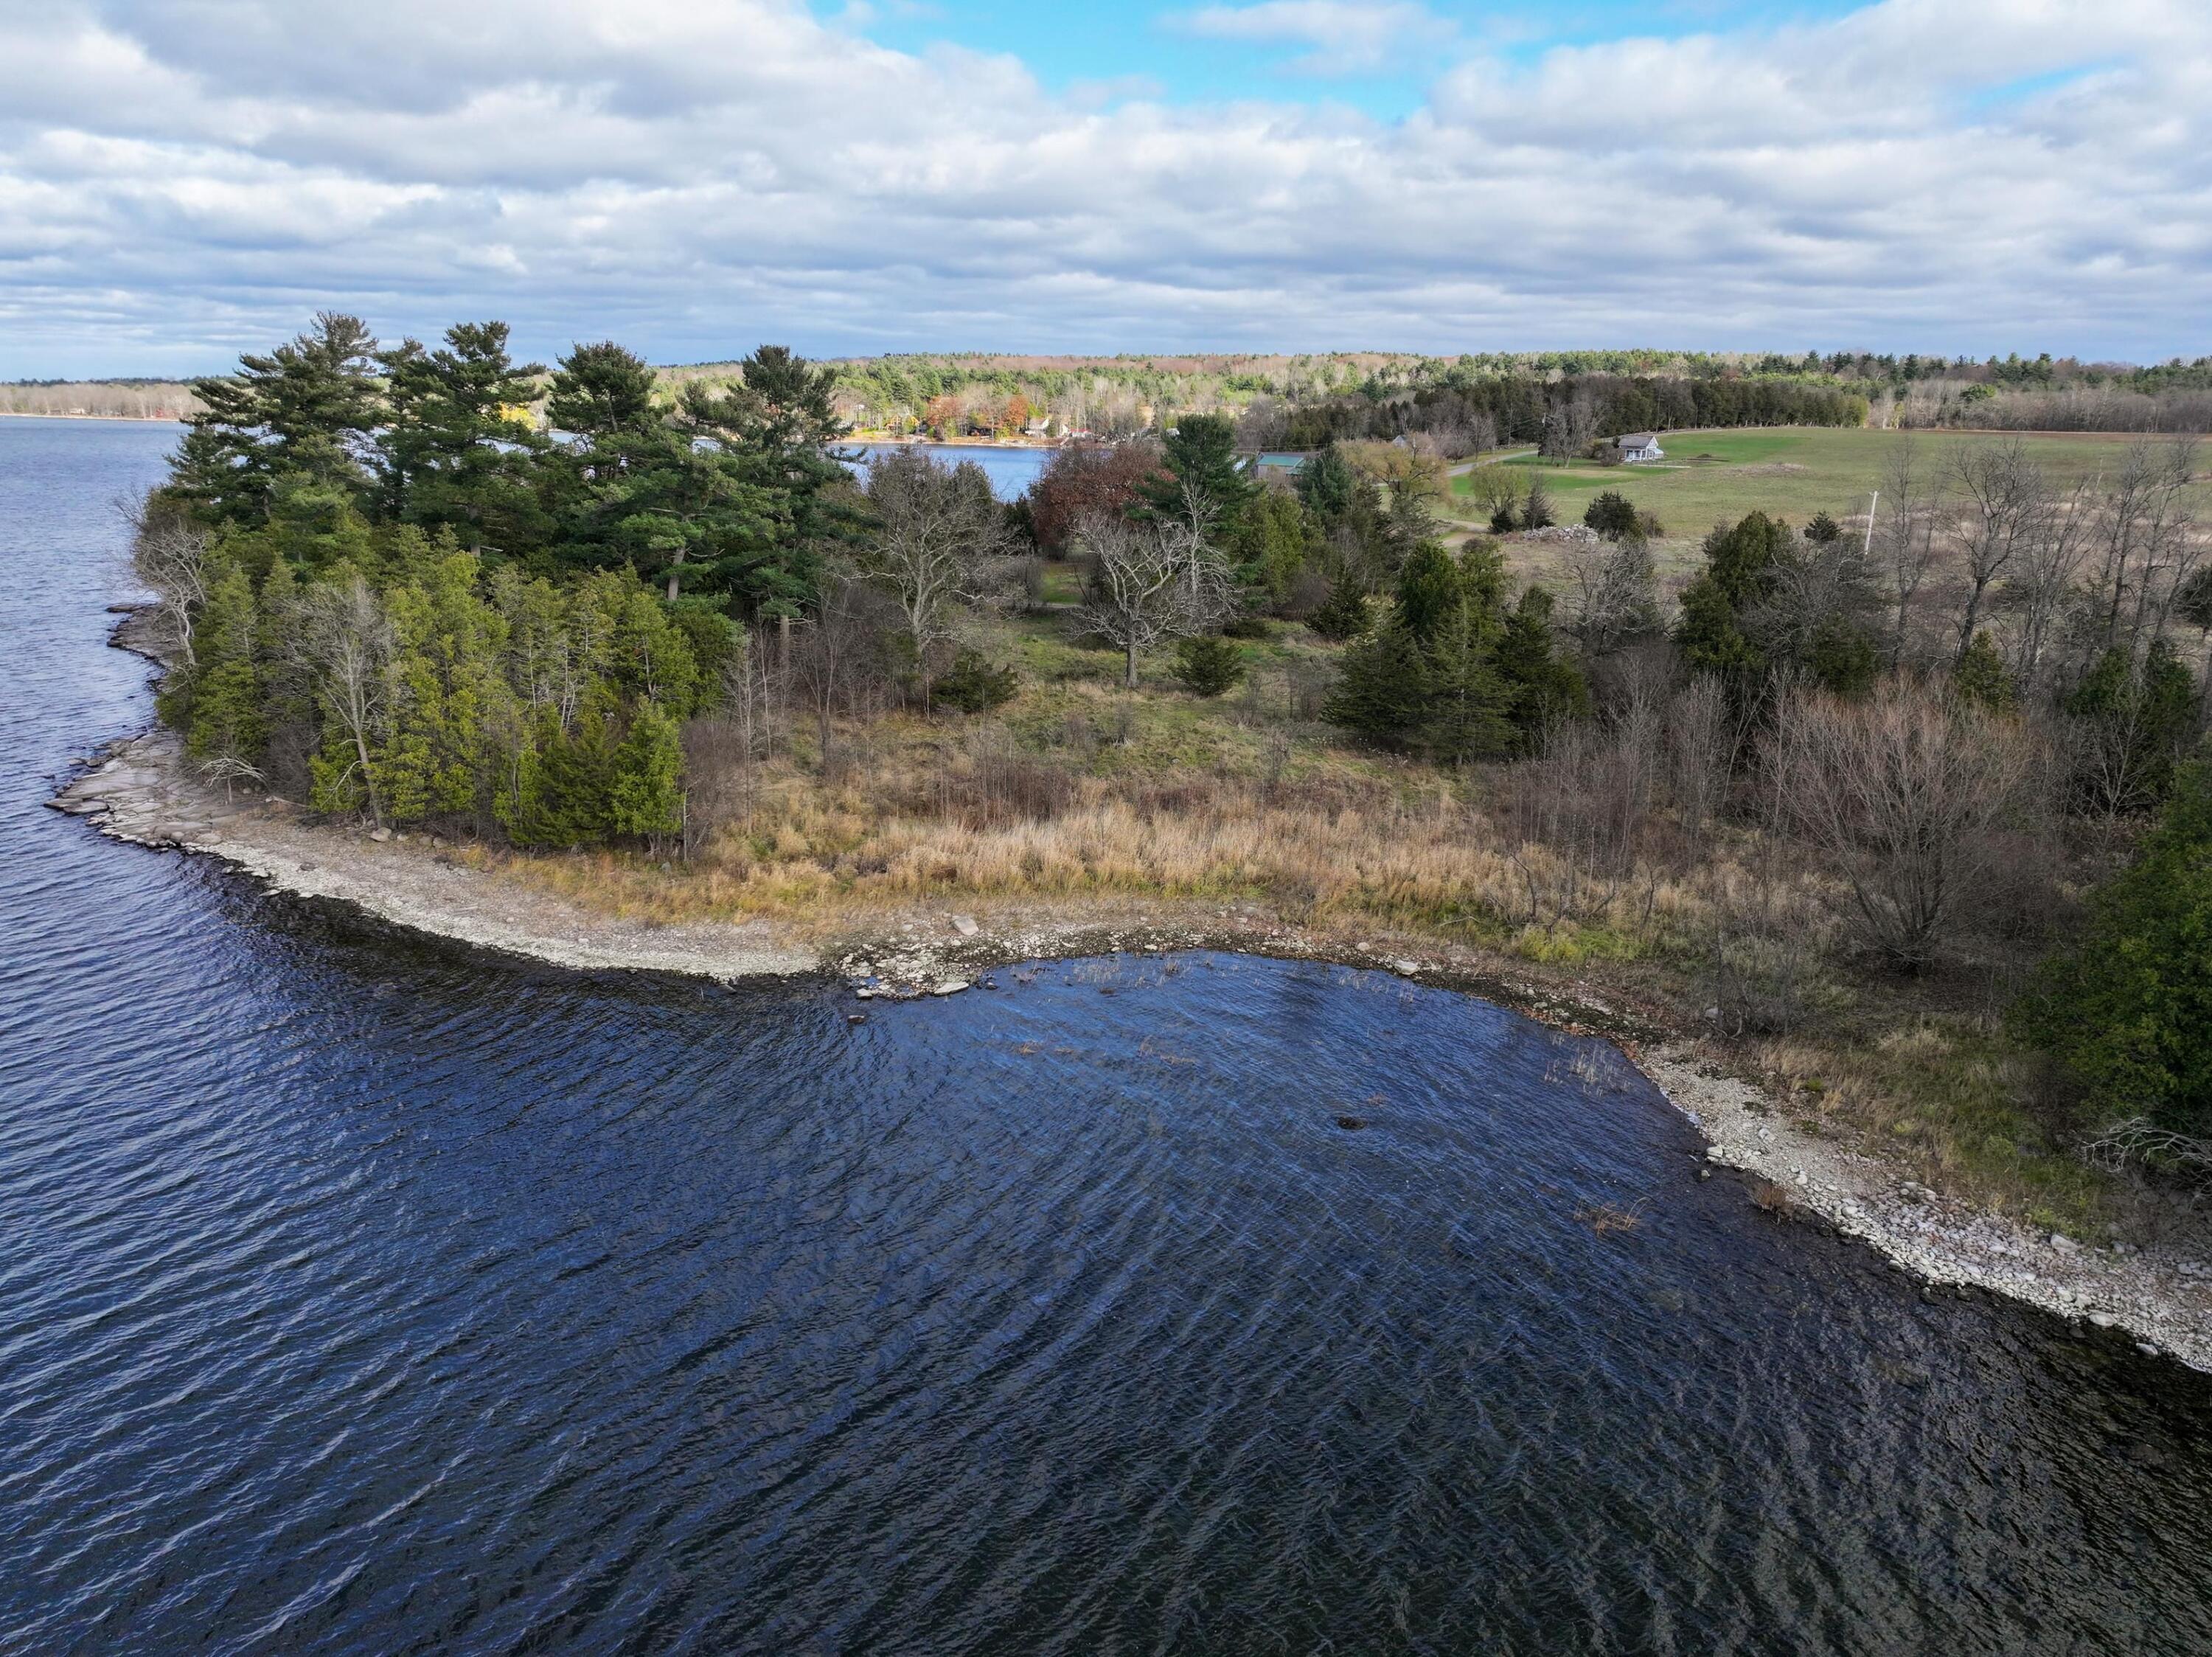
[934,647,1020,712]
[1221,614,1274,639]
[1521,474,1557,529]
[1173,636,1247,698]
[1584,490,1641,541]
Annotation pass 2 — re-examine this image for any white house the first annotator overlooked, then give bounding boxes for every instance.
[1615,432,1665,463]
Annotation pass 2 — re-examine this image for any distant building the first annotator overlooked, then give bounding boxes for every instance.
[1615,432,1665,464]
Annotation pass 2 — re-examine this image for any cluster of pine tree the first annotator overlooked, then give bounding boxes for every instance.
[156,519,707,844]
[146,311,839,844]
[1322,539,1589,762]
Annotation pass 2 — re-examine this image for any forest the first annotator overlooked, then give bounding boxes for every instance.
[136,313,2212,1217]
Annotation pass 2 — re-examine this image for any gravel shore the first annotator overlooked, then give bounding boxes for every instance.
[49,616,2212,1373]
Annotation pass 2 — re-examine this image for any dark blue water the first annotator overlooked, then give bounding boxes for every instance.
[5,417,2212,1656]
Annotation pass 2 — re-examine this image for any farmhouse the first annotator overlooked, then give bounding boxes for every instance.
[1615,431,1665,463]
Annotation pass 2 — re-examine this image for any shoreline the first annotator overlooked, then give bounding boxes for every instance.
[53,612,2212,1374]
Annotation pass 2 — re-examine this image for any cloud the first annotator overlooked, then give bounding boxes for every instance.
[1172,1,1455,73]
[0,0,2208,375]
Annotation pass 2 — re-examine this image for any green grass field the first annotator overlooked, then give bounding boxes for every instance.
[1450,427,2203,580]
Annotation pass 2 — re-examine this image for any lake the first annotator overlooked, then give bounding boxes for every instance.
[846,442,1050,501]
[4,417,2211,1655]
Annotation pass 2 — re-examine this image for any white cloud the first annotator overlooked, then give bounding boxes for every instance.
[0,0,2208,374]
[1173,1,1455,73]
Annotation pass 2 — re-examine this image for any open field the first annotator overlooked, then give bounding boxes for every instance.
[1452,426,2210,570]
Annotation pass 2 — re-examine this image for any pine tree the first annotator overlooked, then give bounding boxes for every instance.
[375,552,512,825]
[183,557,267,766]
[1294,443,1358,527]
[1140,414,1260,538]
[2013,759,2212,1141]
[1306,572,1371,640]
[1495,586,1590,748]
[1583,490,1640,540]
[1395,540,1467,642]
[1952,629,2016,713]
[608,703,685,840]
[1172,636,1246,698]
[1520,473,1556,529]
[1418,606,1513,764]
[1324,619,1430,743]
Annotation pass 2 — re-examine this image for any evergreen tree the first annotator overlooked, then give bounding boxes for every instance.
[1703,510,1790,607]
[2067,641,2201,811]
[181,555,267,767]
[1324,618,1430,742]
[1583,490,1641,540]
[2013,758,2212,1141]
[547,341,658,437]
[1230,489,1322,605]
[1520,473,1556,529]
[608,703,685,840]
[1419,605,1513,763]
[1395,539,1468,642]
[375,551,512,825]
[1306,572,1371,640]
[170,313,380,524]
[1294,442,1358,527]
[1952,630,2016,713]
[376,321,550,554]
[672,345,855,616]
[1172,636,1246,698]
[1140,414,1260,538]
[1806,616,1880,698]
[1495,586,1591,748]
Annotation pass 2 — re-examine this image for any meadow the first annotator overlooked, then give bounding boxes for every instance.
[1451,425,2205,580]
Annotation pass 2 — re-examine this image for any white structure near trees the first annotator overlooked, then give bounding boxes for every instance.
[1615,432,1665,463]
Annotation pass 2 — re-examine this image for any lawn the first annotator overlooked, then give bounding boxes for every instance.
[1452,425,2202,553]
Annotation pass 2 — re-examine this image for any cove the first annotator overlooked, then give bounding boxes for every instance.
[5,418,2212,1656]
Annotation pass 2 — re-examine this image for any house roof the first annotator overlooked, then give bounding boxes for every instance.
[1618,432,1660,448]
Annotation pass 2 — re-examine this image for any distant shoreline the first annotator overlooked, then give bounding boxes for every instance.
[0,410,184,422]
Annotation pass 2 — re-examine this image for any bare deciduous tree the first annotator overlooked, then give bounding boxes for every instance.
[1947,439,2047,664]
[1074,510,1236,688]
[858,448,1022,705]
[2088,437,2198,653]
[1767,684,2034,969]
[288,574,397,826]
[1876,438,1941,667]
[2005,475,2096,692]
[787,574,896,768]
[1665,675,1735,861]
[129,507,212,670]
[1562,535,1660,655]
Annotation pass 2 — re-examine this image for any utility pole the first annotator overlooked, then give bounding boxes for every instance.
[1863,490,1879,559]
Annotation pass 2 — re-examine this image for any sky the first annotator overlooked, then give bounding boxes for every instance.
[1,0,2208,377]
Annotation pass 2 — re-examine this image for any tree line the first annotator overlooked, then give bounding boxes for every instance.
[142,313,856,841]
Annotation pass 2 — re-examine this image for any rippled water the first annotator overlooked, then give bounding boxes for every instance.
[5,417,2212,1656]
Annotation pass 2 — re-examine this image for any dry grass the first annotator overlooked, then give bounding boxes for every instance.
[449,652,2126,1228]
[474,717,1733,965]
[1754,1021,2108,1228]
